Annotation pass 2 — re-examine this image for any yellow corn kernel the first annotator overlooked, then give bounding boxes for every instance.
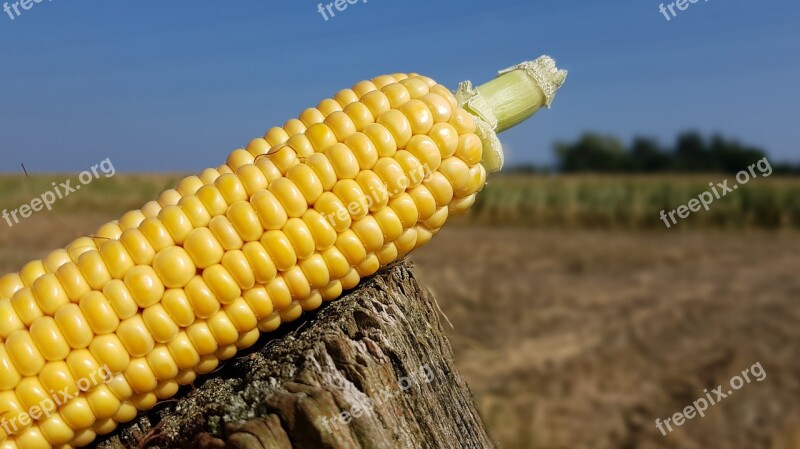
[335,230,367,266]
[261,231,297,272]
[264,127,290,147]
[321,247,350,280]
[61,397,97,431]
[0,300,24,339]
[124,358,158,394]
[158,205,195,245]
[373,207,404,242]
[43,249,71,275]
[54,304,93,349]
[85,385,122,420]
[66,238,97,264]
[29,317,70,362]
[257,312,281,333]
[226,201,263,242]
[16,426,50,449]
[283,218,315,260]
[334,89,359,108]
[318,98,343,117]
[394,150,425,189]
[339,268,361,290]
[266,277,292,311]
[178,195,212,228]
[343,102,375,133]
[158,189,182,207]
[142,304,179,344]
[399,99,434,136]
[175,369,197,386]
[221,250,256,290]
[439,156,470,197]
[167,332,200,371]
[195,185,229,219]
[326,143,360,180]
[356,254,380,277]
[55,262,91,303]
[208,215,244,252]
[140,200,162,218]
[298,254,330,290]
[286,164,323,204]
[113,402,137,423]
[284,267,311,300]
[226,149,255,171]
[65,348,101,386]
[73,428,98,447]
[95,222,123,243]
[423,171,455,207]
[373,157,407,197]
[89,334,130,374]
[76,250,112,291]
[283,118,306,137]
[119,228,156,267]
[306,123,338,153]
[152,246,196,290]
[11,288,43,326]
[123,265,164,308]
[214,173,248,206]
[299,108,325,127]
[0,273,24,300]
[352,80,377,98]
[448,107,477,134]
[278,301,303,323]
[301,210,337,251]
[456,133,483,166]
[377,109,412,149]
[7,330,46,376]
[98,240,135,280]
[118,210,147,231]
[185,276,221,319]
[268,147,300,174]
[299,291,322,312]
[414,225,435,248]
[270,178,308,218]
[246,137,271,157]
[389,193,420,230]
[139,217,176,253]
[449,193,477,215]
[184,227,224,269]
[313,192,351,233]
[423,206,449,232]
[40,414,75,446]
[242,287,273,321]
[117,315,155,357]
[199,168,221,185]
[305,153,339,191]
[241,242,277,284]
[195,355,219,374]
[320,280,343,301]
[106,373,134,401]
[161,289,195,327]
[351,216,384,253]
[186,321,218,356]
[285,134,315,158]
[31,273,70,316]
[250,190,289,231]
[408,185,438,221]
[224,298,257,333]
[332,179,369,220]
[237,164,269,196]
[0,344,22,390]
[236,328,261,350]
[102,279,137,320]
[155,380,180,399]
[325,111,357,142]
[146,346,179,380]
[207,311,239,347]
[376,243,399,266]
[406,135,442,173]
[202,264,241,304]
[79,291,120,335]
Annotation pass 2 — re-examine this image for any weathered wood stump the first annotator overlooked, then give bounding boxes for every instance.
[95,260,495,449]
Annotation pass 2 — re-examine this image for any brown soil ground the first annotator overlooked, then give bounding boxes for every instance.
[412,228,800,449]
[2,214,799,449]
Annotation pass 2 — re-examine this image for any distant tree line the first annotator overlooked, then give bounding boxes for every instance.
[509,132,800,174]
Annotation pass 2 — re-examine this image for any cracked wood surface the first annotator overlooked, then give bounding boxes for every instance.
[95,260,495,449]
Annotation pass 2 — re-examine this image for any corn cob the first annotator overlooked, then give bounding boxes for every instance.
[0,56,565,449]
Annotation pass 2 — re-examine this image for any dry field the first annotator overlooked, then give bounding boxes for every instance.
[1,174,799,449]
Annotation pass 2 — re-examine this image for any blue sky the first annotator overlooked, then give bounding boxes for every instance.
[0,0,798,172]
